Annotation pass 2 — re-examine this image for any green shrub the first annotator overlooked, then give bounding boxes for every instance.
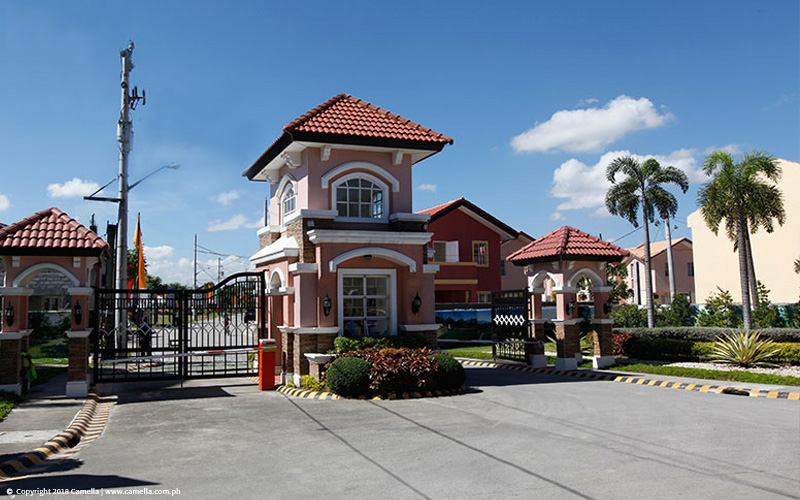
[332,334,427,354]
[613,326,800,343]
[610,304,646,328]
[429,353,466,390]
[299,375,328,392]
[709,330,781,367]
[326,357,372,397]
[696,288,742,328]
[752,282,785,328]
[657,294,696,327]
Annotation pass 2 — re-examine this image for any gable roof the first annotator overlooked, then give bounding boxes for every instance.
[626,237,692,262]
[244,94,453,181]
[417,198,519,241]
[507,226,628,264]
[0,207,109,256]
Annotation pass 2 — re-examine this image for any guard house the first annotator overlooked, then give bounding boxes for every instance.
[0,208,109,396]
[243,94,452,384]
[507,226,628,370]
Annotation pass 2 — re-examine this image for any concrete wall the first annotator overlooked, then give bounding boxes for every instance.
[687,159,800,304]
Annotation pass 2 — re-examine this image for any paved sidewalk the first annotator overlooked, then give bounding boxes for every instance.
[0,373,85,461]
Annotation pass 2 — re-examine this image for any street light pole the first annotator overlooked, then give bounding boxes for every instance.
[115,42,134,348]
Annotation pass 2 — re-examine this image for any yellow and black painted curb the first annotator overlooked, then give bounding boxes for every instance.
[0,393,112,480]
[458,359,800,401]
[277,384,463,401]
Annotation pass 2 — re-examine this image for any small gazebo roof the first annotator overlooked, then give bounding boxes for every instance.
[507,226,628,264]
[0,207,108,256]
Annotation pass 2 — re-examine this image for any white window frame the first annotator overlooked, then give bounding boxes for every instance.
[337,268,397,336]
[330,172,390,223]
[275,175,298,225]
[431,240,459,263]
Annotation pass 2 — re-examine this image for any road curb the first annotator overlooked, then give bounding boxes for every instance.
[0,393,102,480]
[277,385,464,401]
[458,359,800,401]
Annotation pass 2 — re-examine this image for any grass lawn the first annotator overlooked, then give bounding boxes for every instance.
[29,337,69,365]
[607,363,800,387]
[442,345,494,360]
[0,391,21,421]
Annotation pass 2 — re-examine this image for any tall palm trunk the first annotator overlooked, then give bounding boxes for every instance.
[744,229,758,306]
[664,216,676,302]
[736,209,752,329]
[642,212,655,328]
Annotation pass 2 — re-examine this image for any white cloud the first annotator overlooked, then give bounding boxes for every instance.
[511,95,674,153]
[143,245,175,260]
[549,211,564,221]
[47,178,100,198]
[550,149,706,217]
[418,183,437,192]
[575,98,599,107]
[703,143,744,156]
[214,190,239,205]
[206,214,263,232]
[0,194,9,212]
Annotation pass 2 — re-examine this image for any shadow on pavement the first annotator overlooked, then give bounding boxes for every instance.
[111,385,236,405]
[2,473,158,493]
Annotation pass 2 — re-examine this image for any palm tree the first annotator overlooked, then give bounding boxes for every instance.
[606,157,689,327]
[697,151,784,329]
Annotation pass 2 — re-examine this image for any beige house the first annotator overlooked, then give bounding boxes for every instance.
[687,158,799,304]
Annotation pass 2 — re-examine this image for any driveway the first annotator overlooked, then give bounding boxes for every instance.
[4,366,799,499]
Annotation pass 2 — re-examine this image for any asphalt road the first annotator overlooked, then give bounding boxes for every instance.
[4,367,799,500]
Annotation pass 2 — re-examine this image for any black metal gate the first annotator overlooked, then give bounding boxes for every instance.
[93,272,265,382]
[491,289,532,363]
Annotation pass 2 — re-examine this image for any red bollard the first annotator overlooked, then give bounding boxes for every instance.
[258,339,276,391]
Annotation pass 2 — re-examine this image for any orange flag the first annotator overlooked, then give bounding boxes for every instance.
[133,214,146,289]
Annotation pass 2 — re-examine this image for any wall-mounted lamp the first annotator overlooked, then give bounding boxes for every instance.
[4,301,14,327]
[323,293,332,317]
[603,299,613,315]
[411,292,422,315]
[566,298,576,316]
[73,300,83,326]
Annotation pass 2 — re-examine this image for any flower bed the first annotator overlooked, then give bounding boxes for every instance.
[326,347,466,397]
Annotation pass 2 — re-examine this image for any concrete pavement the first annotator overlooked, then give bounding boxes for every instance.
[1,365,798,499]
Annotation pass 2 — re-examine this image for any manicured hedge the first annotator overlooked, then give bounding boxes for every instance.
[613,327,800,343]
[612,334,800,364]
[326,357,372,397]
[429,353,466,390]
[332,334,428,354]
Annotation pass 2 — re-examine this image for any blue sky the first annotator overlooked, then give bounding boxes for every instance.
[1,1,798,286]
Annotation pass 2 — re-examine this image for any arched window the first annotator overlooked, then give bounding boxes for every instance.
[335,177,385,219]
[282,184,296,218]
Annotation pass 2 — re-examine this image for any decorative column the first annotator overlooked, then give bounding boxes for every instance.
[529,288,547,368]
[552,286,580,371]
[591,286,615,368]
[66,287,92,398]
[0,288,32,394]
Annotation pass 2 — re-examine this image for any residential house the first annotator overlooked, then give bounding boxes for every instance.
[416,198,532,304]
[242,93,452,383]
[687,158,799,304]
[623,238,695,305]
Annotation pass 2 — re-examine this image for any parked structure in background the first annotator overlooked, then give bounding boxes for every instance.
[688,158,799,304]
[623,238,695,305]
[417,198,532,304]
[243,93,452,384]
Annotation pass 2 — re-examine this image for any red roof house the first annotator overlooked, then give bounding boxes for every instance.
[418,198,532,304]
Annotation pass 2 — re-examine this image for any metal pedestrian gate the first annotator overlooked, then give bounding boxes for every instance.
[491,289,532,363]
[93,272,265,382]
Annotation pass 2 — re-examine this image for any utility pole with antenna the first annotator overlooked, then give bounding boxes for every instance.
[114,41,145,348]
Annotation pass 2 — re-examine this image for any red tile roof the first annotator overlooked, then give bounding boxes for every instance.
[626,237,692,261]
[507,226,628,264]
[0,207,109,255]
[243,94,452,180]
[417,198,519,240]
[285,94,454,145]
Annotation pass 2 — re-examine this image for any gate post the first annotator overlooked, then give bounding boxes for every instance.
[66,288,92,398]
[0,289,31,395]
[591,286,615,368]
[554,286,580,371]
[529,289,546,367]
